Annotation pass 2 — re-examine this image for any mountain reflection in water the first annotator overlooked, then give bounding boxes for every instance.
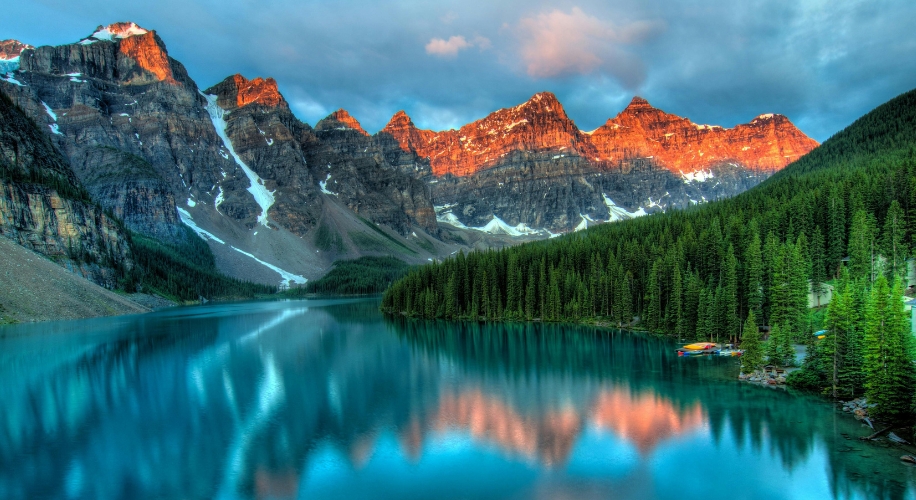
[0,298,912,500]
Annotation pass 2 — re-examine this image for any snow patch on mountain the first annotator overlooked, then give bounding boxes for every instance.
[575,216,589,232]
[79,22,148,45]
[228,246,306,289]
[202,91,275,226]
[1,73,24,86]
[435,205,546,236]
[603,194,647,221]
[177,207,225,244]
[319,174,337,196]
[41,101,57,121]
[681,170,714,183]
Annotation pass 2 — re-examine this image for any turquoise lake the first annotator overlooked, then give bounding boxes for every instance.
[0,298,913,499]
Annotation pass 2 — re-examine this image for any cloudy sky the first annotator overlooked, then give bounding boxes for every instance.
[5,0,916,141]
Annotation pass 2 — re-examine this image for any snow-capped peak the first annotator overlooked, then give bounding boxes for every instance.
[79,22,149,45]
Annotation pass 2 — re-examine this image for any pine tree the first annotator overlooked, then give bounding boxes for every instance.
[881,200,907,281]
[724,244,740,343]
[696,288,710,341]
[506,255,520,319]
[788,238,810,340]
[779,321,796,367]
[848,209,876,282]
[646,260,661,330]
[445,274,457,318]
[827,188,847,277]
[810,226,827,306]
[839,273,867,396]
[765,323,781,365]
[823,281,850,397]
[745,230,764,324]
[741,310,764,374]
[864,275,892,414]
[673,266,685,340]
[524,269,536,320]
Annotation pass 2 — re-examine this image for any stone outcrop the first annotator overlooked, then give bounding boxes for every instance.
[201,75,438,238]
[0,39,32,74]
[309,109,437,235]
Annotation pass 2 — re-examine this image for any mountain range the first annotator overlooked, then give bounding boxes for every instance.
[0,22,818,288]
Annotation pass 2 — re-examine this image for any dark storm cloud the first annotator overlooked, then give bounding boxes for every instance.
[4,0,916,141]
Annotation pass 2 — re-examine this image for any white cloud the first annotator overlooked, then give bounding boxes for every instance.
[515,7,663,86]
[425,34,491,58]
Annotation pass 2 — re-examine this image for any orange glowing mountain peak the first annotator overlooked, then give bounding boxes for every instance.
[205,74,287,111]
[316,109,369,136]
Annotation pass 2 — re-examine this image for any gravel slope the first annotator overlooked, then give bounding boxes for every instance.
[0,236,150,323]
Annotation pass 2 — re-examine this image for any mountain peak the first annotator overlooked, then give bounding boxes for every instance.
[317,109,369,135]
[385,110,415,129]
[79,22,149,45]
[750,113,785,124]
[529,91,559,102]
[233,75,284,108]
[624,96,653,111]
[519,91,562,110]
[0,40,33,60]
[205,74,286,110]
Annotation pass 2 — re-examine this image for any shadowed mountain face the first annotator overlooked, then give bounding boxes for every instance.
[0,21,817,285]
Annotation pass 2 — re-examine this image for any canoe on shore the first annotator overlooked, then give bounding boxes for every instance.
[682,343,718,351]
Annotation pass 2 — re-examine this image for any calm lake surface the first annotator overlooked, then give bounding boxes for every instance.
[0,298,914,499]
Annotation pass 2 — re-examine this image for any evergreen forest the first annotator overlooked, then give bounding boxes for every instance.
[285,256,409,296]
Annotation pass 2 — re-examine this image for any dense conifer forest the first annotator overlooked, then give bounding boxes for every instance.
[382,88,916,418]
[285,256,409,296]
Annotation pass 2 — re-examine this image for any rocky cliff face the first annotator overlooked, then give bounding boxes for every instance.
[202,75,437,237]
[311,109,438,235]
[0,92,132,287]
[203,74,321,236]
